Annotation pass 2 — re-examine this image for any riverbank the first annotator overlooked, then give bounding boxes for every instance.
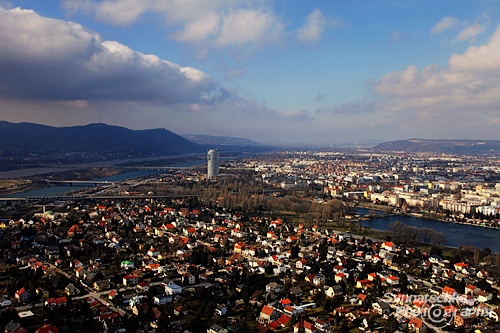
[354,202,500,230]
[353,207,500,252]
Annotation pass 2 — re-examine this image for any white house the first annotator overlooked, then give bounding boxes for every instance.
[165,281,183,295]
[325,285,343,298]
[153,294,172,305]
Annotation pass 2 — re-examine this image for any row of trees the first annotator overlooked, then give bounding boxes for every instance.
[388,220,447,246]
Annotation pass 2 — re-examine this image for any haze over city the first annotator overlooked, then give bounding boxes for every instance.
[1,0,500,145]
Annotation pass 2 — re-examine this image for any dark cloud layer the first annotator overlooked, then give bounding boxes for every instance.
[0,7,218,104]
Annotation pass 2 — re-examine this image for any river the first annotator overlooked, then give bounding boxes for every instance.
[356,208,500,252]
[1,169,163,198]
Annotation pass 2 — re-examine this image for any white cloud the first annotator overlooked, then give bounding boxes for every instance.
[453,23,485,42]
[63,0,286,47]
[275,110,313,121]
[296,8,335,42]
[431,15,488,42]
[431,16,460,34]
[0,7,217,104]
[224,68,246,80]
[216,9,284,46]
[449,25,500,71]
[170,11,220,42]
[373,25,500,120]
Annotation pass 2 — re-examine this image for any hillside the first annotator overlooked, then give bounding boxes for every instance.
[0,121,201,170]
[182,134,261,147]
[373,139,500,155]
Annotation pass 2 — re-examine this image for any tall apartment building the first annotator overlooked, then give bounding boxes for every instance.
[207,149,219,179]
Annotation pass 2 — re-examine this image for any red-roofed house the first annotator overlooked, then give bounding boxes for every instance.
[259,305,278,324]
[123,274,139,286]
[45,297,67,309]
[356,279,374,290]
[335,272,347,283]
[442,286,458,300]
[35,324,59,333]
[296,259,307,270]
[303,321,315,333]
[387,275,400,285]
[277,314,292,326]
[408,317,426,333]
[383,241,396,251]
[465,285,478,296]
[234,242,245,254]
[454,262,469,272]
[15,288,30,303]
[280,298,292,307]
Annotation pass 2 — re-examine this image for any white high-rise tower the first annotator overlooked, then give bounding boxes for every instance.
[207,149,219,179]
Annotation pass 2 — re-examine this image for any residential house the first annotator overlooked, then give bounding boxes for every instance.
[64,283,80,296]
[94,279,112,291]
[35,324,59,333]
[153,293,172,305]
[207,324,229,333]
[489,308,500,322]
[259,305,279,324]
[296,259,307,270]
[266,282,284,293]
[453,262,469,272]
[408,317,427,333]
[442,286,458,300]
[45,297,67,309]
[136,281,150,293]
[123,274,139,286]
[173,306,188,316]
[14,288,30,303]
[387,275,400,285]
[289,287,303,298]
[372,301,391,315]
[0,296,12,307]
[356,279,374,290]
[476,290,492,303]
[312,274,326,286]
[215,304,227,316]
[4,321,28,333]
[465,284,478,296]
[182,273,196,285]
[325,285,343,298]
[454,314,475,327]
[164,281,183,295]
[335,272,347,283]
[120,261,135,270]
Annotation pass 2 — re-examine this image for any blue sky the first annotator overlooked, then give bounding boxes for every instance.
[0,0,499,145]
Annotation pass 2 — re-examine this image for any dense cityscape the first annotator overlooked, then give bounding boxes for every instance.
[0,149,499,333]
[2,1,500,333]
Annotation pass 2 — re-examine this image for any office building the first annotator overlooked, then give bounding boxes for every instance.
[207,149,219,179]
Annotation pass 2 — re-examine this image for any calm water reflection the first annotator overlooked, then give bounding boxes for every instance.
[357,208,500,252]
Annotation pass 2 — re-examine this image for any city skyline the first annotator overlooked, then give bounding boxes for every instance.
[0,1,500,145]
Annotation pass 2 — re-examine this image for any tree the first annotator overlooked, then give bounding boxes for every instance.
[400,273,408,292]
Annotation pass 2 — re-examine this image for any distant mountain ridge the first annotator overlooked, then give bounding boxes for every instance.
[374,139,500,155]
[182,134,261,147]
[0,121,201,158]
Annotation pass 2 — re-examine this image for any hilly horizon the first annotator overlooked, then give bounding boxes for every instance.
[0,121,275,171]
[2,121,499,164]
[374,139,500,155]
[0,121,201,155]
[182,134,262,147]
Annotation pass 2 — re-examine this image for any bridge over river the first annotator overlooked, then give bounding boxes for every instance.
[43,180,115,186]
[0,194,198,202]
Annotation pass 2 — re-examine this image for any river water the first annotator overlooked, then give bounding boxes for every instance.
[356,208,500,252]
[1,170,162,198]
